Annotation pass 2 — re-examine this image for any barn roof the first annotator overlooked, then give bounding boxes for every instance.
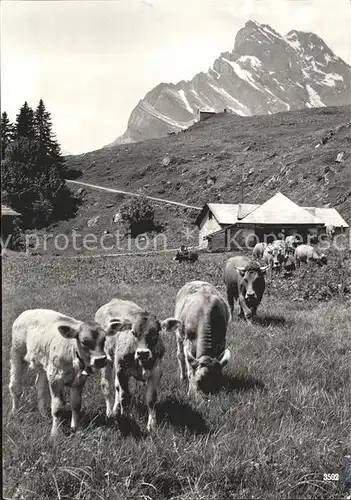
[237,193,323,226]
[1,204,21,216]
[196,195,348,229]
[195,203,258,226]
[303,207,349,228]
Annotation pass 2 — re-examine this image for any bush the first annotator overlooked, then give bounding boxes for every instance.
[120,195,156,237]
[267,249,351,302]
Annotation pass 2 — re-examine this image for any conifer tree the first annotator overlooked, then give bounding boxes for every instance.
[34,99,66,175]
[1,111,14,159]
[2,100,79,227]
[14,101,35,141]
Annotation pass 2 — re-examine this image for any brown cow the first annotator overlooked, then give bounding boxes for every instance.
[285,235,299,255]
[263,240,286,276]
[224,256,268,323]
[173,281,230,397]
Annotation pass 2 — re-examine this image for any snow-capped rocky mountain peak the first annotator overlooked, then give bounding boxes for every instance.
[109,21,350,146]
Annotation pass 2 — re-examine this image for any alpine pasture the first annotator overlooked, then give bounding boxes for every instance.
[3,251,350,500]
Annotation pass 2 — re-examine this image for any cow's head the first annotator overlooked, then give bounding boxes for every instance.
[267,243,285,268]
[185,347,231,394]
[58,320,119,372]
[235,263,268,303]
[105,312,180,368]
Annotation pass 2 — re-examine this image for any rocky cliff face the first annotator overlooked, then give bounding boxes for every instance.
[110,21,351,145]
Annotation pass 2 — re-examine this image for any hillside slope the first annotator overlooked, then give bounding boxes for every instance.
[110,21,351,144]
[66,105,351,225]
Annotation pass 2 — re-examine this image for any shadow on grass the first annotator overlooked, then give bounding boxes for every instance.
[157,396,208,435]
[61,409,146,439]
[221,373,265,393]
[254,314,286,327]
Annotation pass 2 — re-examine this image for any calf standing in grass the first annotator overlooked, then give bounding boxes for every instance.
[95,299,179,431]
[224,256,268,323]
[294,244,327,268]
[173,281,231,397]
[9,309,118,437]
[263,240,286,277]
[285,235,299,256]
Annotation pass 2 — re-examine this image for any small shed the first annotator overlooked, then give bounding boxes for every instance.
[1,204,21,242]
[197,108,216,122]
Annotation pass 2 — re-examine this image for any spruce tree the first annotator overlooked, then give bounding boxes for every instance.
[34,99,66,175]
[2,100,79,227]
[15,101,35,140]
[1,111,14,160]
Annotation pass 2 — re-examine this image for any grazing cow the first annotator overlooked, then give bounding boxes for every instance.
[173,281,231,396]
[9,309,117,437]
[252,242,267,260]
[224,256,268,322]
[285,235,299,255]
[95,299,180,431]
[294,244,327,268]
[263,240,286,276]
[326,225,336,240]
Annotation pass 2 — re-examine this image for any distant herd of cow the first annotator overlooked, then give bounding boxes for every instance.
[252,237,327,274]
[8,237,327,438]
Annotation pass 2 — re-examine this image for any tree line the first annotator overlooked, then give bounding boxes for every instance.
[1,100,80,228]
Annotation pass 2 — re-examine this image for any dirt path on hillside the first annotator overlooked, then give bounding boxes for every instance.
[65,246,198,259]
[66,179,202,210]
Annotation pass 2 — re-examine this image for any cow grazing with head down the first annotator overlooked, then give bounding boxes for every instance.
[173,281,231,397]
[9,309,117,437]
[294,244,327,268]
[224,256,268,323]
[263,240,286,276]
[95,299,180,431]
[252,242,267,260]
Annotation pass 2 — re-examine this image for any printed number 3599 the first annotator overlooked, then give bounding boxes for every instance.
[323,473,339,481]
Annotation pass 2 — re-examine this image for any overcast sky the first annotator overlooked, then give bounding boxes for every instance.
[1,0,350,154]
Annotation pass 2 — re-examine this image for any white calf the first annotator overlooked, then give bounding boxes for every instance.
[9,309,119,437]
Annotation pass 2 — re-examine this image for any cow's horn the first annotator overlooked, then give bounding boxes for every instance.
[260,265,269,271]
[234,266,246,272]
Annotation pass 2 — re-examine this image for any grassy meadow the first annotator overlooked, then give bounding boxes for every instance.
[2,252,351,499]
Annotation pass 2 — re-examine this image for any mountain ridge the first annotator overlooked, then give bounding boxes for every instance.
[66,105,351,223]
[109,20,351,146]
